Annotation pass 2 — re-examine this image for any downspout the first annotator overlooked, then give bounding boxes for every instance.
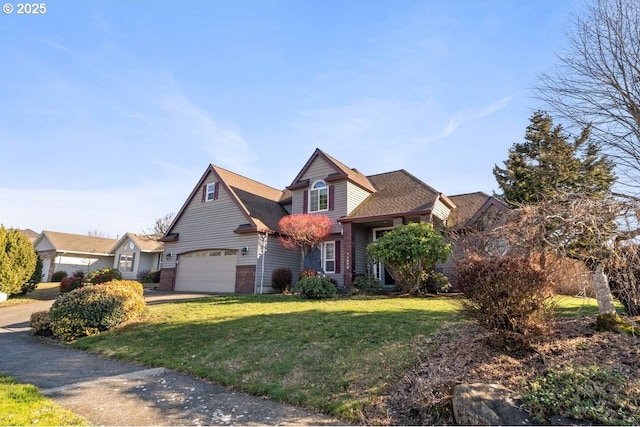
[258,233,268,294]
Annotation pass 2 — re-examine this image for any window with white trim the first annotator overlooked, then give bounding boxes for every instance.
[310,180,328,212]
[206,183,217,201]
[119,253,135,272]
[323,241,335,273]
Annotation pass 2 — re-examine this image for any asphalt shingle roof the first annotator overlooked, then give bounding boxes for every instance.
[213,166,290,232]
[347,170,442,218]
[39,231,117,255]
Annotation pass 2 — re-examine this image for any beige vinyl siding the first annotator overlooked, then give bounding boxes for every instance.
[346,181,373,215]
[256,234,301,293]
[291,184,344,234]
[162,173,253,270]
[35,237,55,252]
[432,199,452,223]
[299,157,336,182]
[137,252,160,273]
[353,224,371,276]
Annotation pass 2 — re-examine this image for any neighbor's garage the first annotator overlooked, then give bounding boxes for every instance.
[174,250,237,293]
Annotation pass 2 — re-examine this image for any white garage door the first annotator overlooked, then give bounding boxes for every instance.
[175,250,237,293]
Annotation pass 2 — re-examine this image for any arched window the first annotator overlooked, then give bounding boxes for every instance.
[310,180,328,212]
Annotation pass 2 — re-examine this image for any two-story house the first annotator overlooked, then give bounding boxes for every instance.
[158,148,507,293]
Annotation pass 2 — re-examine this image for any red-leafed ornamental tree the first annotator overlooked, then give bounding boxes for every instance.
[277,214,333,255]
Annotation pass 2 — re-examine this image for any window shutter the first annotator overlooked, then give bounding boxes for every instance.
[329,185,335,211]
[214,182,219,200]
[303,190,308,213]
[335,240,341,273]
[131,253,136,272]
[201,185,206,202]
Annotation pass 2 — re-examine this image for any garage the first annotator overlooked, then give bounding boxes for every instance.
[175,249,238,293]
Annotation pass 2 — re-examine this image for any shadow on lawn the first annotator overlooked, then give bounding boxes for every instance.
[74,304,460,423]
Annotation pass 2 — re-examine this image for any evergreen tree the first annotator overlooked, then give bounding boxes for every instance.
[493,111,615,204]
[0,226,37,296]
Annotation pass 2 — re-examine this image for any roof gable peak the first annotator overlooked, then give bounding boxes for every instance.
[288,148,376,193]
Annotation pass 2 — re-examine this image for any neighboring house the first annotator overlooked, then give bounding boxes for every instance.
[20,229,40,244]
[111,233,164,280]
[159,148,509,294]
[439,192,510,287]
[34,231,117,281]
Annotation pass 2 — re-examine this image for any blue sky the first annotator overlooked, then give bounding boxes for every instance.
[1,0,583,238]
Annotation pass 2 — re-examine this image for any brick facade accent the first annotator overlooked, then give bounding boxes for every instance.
[235,265,256,294]
[342,223,354,288]
[158,268,175,291]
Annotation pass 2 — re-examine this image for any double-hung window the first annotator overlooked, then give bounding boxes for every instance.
[310,180,328,212]
[323,241,335,273]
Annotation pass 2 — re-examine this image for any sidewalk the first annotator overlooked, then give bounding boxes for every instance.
[0,292,343,426]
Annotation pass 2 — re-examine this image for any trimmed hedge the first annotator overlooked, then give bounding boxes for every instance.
[48,284,145,342]
[51,271,68,282]
[100,280,144,296]
[30,310,53,336]
[59,276,83,294]
[85,268,122,284]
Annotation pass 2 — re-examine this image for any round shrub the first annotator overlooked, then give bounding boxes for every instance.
[49,284,146,342]
[59,276,84,294]
[137,269,160,283]
[51,271,68,282]
[85,268,122,284]
[101,279,144,296]
[271,268,292,293]
[295,276,337,300]
[30,310,52,336]
[419,271,451,294]
[353,273,383,295]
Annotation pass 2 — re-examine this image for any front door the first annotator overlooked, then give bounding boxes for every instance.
[372,228,396,286]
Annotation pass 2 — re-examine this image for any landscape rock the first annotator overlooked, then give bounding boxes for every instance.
[0,292,7,303]
[452,382,532,425]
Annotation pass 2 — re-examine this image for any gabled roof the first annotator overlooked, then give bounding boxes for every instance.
[34,231,117,256]
[165,164,290,237]
[447,192,509,229]
[214,165,291,233]
[20,229,39,243]
[113,232,164,253]
[345,170,451,220]
[287,148,376,193]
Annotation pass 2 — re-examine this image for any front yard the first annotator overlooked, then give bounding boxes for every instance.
[69,294,614,424]
[72,295,463,422]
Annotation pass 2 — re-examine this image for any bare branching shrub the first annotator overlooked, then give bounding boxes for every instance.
[457,254,555,349]
[606,245,640,316]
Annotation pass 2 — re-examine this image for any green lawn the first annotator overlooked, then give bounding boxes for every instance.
[0,374,87,426]
[554,295,624,317]
[0,283,60,307]
[73,294,463,421]
[68,294,608,423]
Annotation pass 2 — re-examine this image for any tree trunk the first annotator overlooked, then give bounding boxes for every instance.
[592,264,617,316]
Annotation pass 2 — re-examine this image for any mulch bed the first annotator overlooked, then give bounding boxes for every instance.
[363,316,640,425]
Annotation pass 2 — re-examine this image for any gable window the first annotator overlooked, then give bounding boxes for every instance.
[206,183,217,201]
[119,253,135,272]
[310,180,328,212]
